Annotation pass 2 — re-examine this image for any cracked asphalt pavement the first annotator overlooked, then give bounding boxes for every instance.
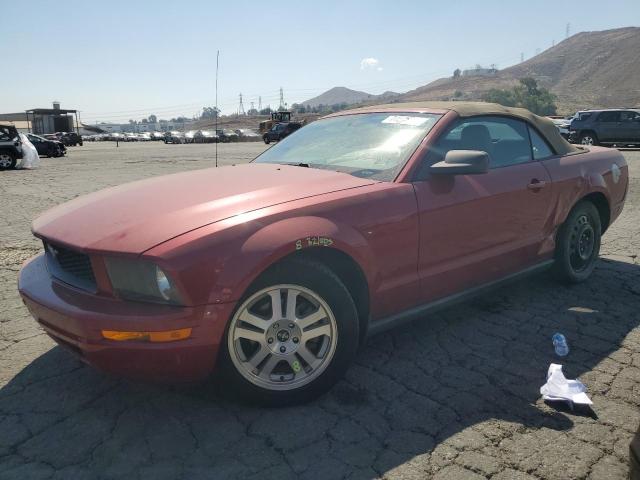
[1,142,639,479]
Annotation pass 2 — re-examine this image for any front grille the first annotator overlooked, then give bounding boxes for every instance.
[44,241,97,291]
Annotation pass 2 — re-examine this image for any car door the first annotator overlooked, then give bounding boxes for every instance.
[595,111,623,142]
[620,111,640,142]
[411,116,553,303]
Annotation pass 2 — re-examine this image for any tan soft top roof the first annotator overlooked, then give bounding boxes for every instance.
[335,101,579,155]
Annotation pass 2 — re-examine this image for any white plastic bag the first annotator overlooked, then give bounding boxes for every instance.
[540,363,592,406]
[18,133,40,169]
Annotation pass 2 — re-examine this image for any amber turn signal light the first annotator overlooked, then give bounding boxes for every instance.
[102,328,192,342]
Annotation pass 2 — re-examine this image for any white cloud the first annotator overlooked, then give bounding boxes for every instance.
[360,57,383,71]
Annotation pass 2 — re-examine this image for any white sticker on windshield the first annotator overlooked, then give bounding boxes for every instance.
[382,115,428,127]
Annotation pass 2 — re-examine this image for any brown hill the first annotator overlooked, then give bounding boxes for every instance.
[397,27,640,114]
[300,87,400,108]
[301,87,378,107]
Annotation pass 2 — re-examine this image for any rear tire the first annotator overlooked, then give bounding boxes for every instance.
[553,201,601,283]
[218,257,360,406]
[579,132,599,146]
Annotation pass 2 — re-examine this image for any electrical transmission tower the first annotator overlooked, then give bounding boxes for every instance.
[238,93,245,115]
[249,102,255,114]
[258,96,262,111]
[279,87,285,110]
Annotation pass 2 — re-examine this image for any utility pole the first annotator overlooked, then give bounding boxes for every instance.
[279,87,285,111]
[566,23,570,39]
[258,96,262,111]
[238,93,245,116]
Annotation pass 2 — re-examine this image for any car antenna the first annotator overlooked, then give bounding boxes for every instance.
[215,50,219,168]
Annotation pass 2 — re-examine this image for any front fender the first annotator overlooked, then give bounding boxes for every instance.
[230,215,375,300]
[144,214,376,306]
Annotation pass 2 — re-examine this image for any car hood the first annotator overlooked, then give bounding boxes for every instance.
[33,163,375,254]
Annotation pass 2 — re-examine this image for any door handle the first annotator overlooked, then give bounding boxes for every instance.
[527,179,547,190]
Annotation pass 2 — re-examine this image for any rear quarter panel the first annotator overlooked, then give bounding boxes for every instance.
[542,146,628,230]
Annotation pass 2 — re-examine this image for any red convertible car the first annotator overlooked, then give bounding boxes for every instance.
[18,102,628,404]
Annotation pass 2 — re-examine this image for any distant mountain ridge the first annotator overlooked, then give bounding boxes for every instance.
[301,27,640,114]
[300,86,398,107]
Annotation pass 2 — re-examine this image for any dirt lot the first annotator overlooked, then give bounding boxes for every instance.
[1,142,639,480]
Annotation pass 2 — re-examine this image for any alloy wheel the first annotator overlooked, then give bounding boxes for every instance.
[228,285,338,391]
[581,136,595,146]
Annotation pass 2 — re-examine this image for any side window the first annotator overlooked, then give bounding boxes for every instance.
[529,127,554,160]
[597,111,621,122]
[424,116,532,171]
[620,111,640,122]
[0,127,10,142]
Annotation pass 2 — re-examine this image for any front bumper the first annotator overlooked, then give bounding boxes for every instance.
[18,254,235,383]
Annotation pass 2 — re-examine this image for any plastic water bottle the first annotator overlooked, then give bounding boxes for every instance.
[552,333,569,357]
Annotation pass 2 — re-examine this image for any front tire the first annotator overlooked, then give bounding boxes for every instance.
[553,201,601,283]
[0,152,16,170]
[219,258,359,406]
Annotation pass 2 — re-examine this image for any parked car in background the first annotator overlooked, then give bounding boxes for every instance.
[194,130,218,143]
[184,131,197,143]
[27,134,66,157]
[17,102,628,404]
[569,109,640,146]
[235,129,261,142]
[216,129,239,143]
[263,122,302,144]
[58,132,83,146]
[164,131,185,144]
[0,124,22,170]
[124,133,138,142]
[151,132,164,141]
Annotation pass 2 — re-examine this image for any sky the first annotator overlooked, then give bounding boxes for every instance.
[2,0,638,124]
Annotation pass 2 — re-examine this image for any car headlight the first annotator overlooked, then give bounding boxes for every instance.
[104,257,183,305]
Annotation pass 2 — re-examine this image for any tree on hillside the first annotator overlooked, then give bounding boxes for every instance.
[483,77,557,115]
[201,107,220,119]
[453,68,461,78]
[148,114,157,123]
[291,103,306,114]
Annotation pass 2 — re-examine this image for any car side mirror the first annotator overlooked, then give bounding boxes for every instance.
[429,150,490,175]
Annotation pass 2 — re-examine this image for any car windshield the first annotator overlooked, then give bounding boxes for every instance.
[254,112,441,181]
